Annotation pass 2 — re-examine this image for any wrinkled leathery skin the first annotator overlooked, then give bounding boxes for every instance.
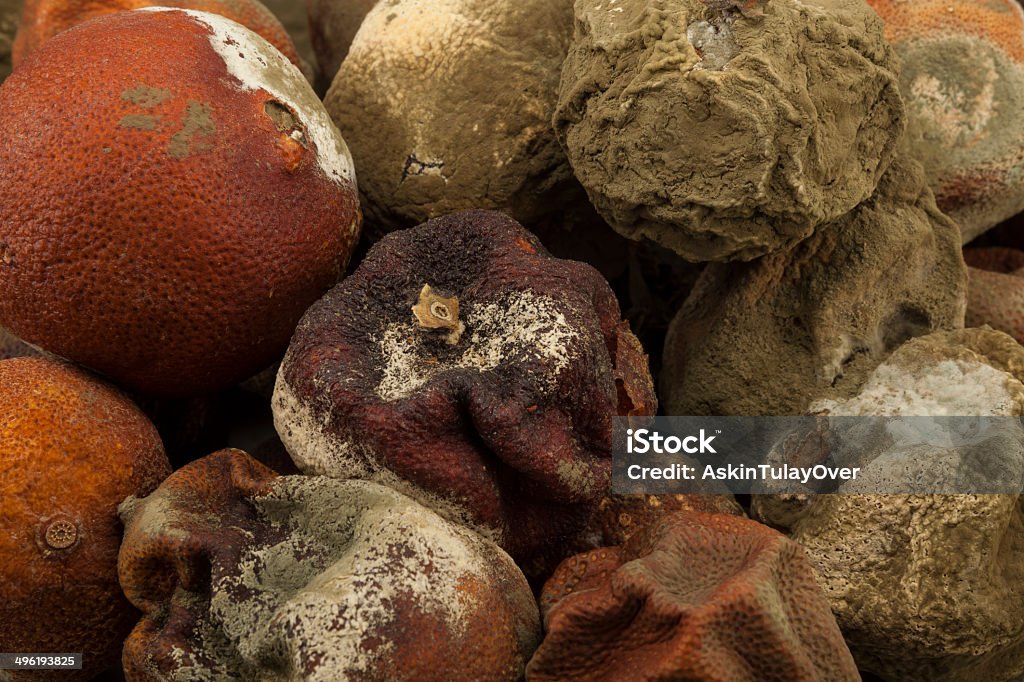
[273,210,657,575]
[527,512,860,681]
[554,0,904,262]
[661,155,967,416]
[964,247,1024,343]
[118,449,541,681]
[0,8,361,397]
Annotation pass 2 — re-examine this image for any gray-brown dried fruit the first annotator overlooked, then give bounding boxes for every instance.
[754,328,1024,681]
[554,0,904,261]
[661,156,966,416]
[324,0,580,238]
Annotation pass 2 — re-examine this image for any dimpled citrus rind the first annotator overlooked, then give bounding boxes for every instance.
[0,356,170,680]
[0,8,360,396]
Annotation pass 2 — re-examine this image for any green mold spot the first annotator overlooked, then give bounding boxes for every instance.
[119,114,161,131]
[121,84,173,109]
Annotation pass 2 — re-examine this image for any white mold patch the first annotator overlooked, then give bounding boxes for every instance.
[139,7,357,186]
[272,369,498,544]
[812,358,1020,416]
[210,478,534,679]
[376,290,580,401]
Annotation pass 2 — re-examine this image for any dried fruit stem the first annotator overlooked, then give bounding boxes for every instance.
[412,284,464,344]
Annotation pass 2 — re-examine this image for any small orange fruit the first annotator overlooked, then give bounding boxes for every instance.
[13,0,302,68]
[0,8,361,396]
[0,357,171,680]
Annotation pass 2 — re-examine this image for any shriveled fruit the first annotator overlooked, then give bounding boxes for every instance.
[0,8,361,396]
[119,449,540,681]
[13,0,301,68]
[0,357,171,680]
[273,210,656,578]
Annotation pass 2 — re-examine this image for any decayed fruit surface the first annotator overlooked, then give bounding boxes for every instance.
[964,247,1024,344]
[528,511,860,681]
[0,7,361,397]
[273,210,656,575]
[13,0,302,68]
[865,0,1024,243]
[0,357,170,681]
[324,0,581,239]
[661,155,967,416]
[554,0,904,261]
[755,328,1024,682]
[305,0,377,91]
[118,449,541,681]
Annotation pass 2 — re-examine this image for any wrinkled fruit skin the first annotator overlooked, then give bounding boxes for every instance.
[554,0,904,261]
[273,210,656,574]
[661,155,967,416]
[325,0,580,239]
[754,329,1024,681]
[965,247,1024,344]
[528,512,860,682]
[865,0,1024,243]
[0,357,170,681]
[119,449,541,682]
[305,0,377,91]
[13,0,302,68]
[0,8,361,397]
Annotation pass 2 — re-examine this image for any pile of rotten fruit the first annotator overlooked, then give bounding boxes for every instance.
[1,0,1024,680]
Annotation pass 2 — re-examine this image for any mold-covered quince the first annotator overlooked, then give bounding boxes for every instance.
[118,449,540,681]
[273,210,656,569]
[527,512,860,681]
[554,0,904,261]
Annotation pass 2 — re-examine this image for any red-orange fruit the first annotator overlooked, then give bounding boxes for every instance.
[0,8,361,396]
[0,357,171,680]
[13,0,301,68]
[528,512,860,682]
[964,246,1024,343]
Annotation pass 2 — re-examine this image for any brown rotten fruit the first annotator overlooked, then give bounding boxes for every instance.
[273,210,656,572]
[528,512,860,682]
[119,449,541,681]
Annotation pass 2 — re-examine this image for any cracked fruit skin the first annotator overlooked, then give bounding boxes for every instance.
[273,210,656,575]
[0,357,170,681]
[528,512,860,682]
[0,8,361,397]
[13,0,302,68]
